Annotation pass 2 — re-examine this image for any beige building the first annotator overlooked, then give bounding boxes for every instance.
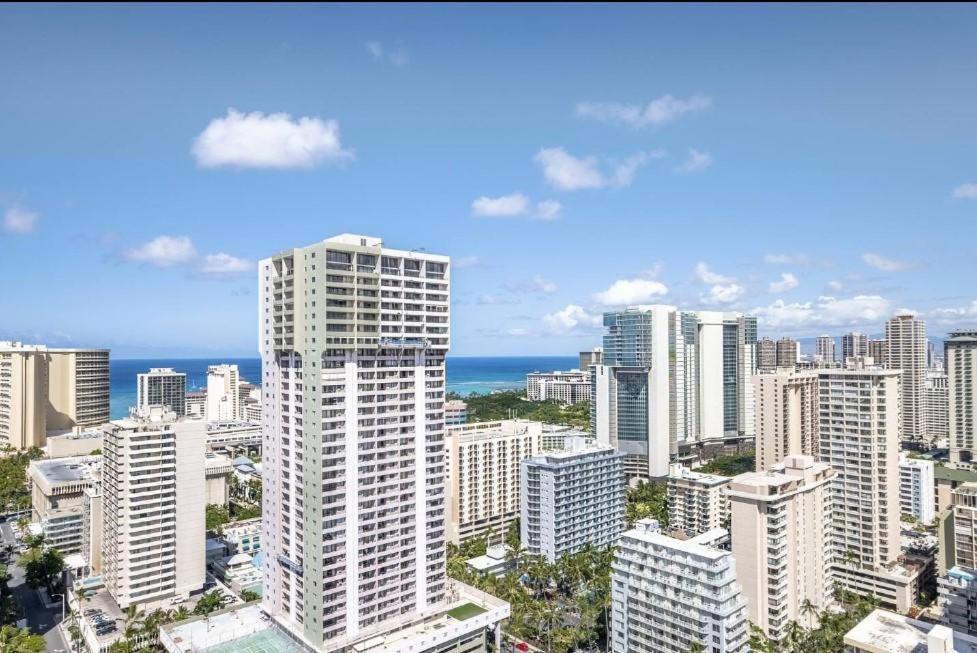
[206,364,240,422]
[753,368,819,472]
[27,455,101,555]
[0,342,109,450]
[102,407,206,608]
[947,331,977,464]
[886,313,927,444]
[445,419,541,544]
[728,455,835,641]
[845,609,977,653]
[204,453,233,506]
[666,463,730,537]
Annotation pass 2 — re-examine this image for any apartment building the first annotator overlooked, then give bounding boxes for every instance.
[815,335,836,363]
[775,337,799,368]
[845,609,977,653]
[0,342,109,449]
[540,423,591,452]
[818,359,922,610]
[579,347,603,370]
[727,455,835,641]
[868,338,887,368]
[610,519,750,653]
[102,407,206,608]
[444,399,468,425]
[526,370,591,405]
[206,364,240,422]
[520,438,625,562]
[947,331,977,464]
[592,305,757,479]
[938,483,977,636]
[136,368,187,416]
[886,313,927,444]
[27,455,101,554]
[753,367,819,472]
[899,453,936,524]
[445,419,540,544]
[259,234,505,652]
[842,332,869,363]
[185,391,206,418]
[666,463,730,537]
[757,337,777,371]
[925,368,950,444]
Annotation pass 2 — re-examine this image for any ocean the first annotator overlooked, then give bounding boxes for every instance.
[109,355,578,419]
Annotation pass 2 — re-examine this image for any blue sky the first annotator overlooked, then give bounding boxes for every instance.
[2,4,976,357]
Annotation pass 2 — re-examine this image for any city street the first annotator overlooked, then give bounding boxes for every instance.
[1,519,70,652]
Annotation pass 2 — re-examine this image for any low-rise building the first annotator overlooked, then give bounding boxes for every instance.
[446,419,541,544]
[45,427,104,458]
[610,519,750,653]
[900,453,936,524]
[520,438,625,562]
[539,423,591,452]
[465,545,513,579]
[526,370,591,405]
[445,399,468,425]
[27,455,100,554]
[220,518,262,555]
[666,463,730,537]
[845,608,977,653]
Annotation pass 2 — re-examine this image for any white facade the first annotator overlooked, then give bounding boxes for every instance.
[28,455,101,555]
[886,313,927,444]
[206,364,240,422]
[666,463,730,537]
[899,453,936,524]
[948,331,977,464]
[520,438,625,562]
[925,369,950,444]
[526,369,591,405]
[258,234,498,651]
[102,407,206,608]
[845,609,977,653]
[610,519,750,653]
[445,419,540,544]
[815,335,836,363]
[727,455,836,641]
[842,332,869,363]
[136,367,187,416]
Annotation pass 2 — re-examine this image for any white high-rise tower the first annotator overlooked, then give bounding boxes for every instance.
[886,313,927,444]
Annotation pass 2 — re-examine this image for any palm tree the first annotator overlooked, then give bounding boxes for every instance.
[799,598,820,628]
[122,604,145,649]
[688,640,704,653]
[171,606,191,622]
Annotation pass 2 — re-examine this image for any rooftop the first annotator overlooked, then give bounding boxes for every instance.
[844,608,977,653]
[29,456,99,485]
[623,519,730,561]
[668,463,730,486]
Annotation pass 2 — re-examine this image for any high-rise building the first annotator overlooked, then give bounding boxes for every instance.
[520,438,625,562]
[666,463,730,537]
[526,370,591,405]
[818,359,921,611]
[938,483,977,636]
[0,342,48,449]
[206,364,240,422]
[0,342,109,449]
[757,336,777,370]
[868,338,886,367]
[947,331,977,464]
[444,399,468,425]
[886,313,927,444]
[727,455,835,641]
[236,382,258,421]
[610,519,750,653]
[776,337,799,368]
[579,347,603,370]
[259,234,479,650]
[815,335,836,363]
[899,453,935,524]
[753,368,819,472]
[445,419,540,544]
[136,368,187,415]
[842,332,869,363]
[924,369,950,444]
[102,407,206,608]
[592,305,757,478]
[27,455,101,555]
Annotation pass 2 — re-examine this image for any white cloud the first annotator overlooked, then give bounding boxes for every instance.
[366,40,408,66]
[763,253,810,265]
[2,207,38,234]
[594,279,669,306]
[541,304,601,335]
[534,147,654,191]
[703,283,745,305]
[506,275,558,295]
[125,235,198,267]
[952,183,977,199]
[693,262,733,284]
[472,192,530,217]
[675,148,713,173]
[768,272,799,294]
[862,252,910,272]
[752,294,892,330]
[575,93,712,128]
[827,280,844,291]
[931,301,977,324]
[192,109,352,169]
[471,193,561,220]
[199,253,254,278]
[453,256,481,269]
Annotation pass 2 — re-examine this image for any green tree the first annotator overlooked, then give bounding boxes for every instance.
[240,589,260,602]
[193,591,223,616]
[697,452,755,476]
[625,480,668,527]
[0,625,45,652]
[19,547,64,592]
[205,504,230,532]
